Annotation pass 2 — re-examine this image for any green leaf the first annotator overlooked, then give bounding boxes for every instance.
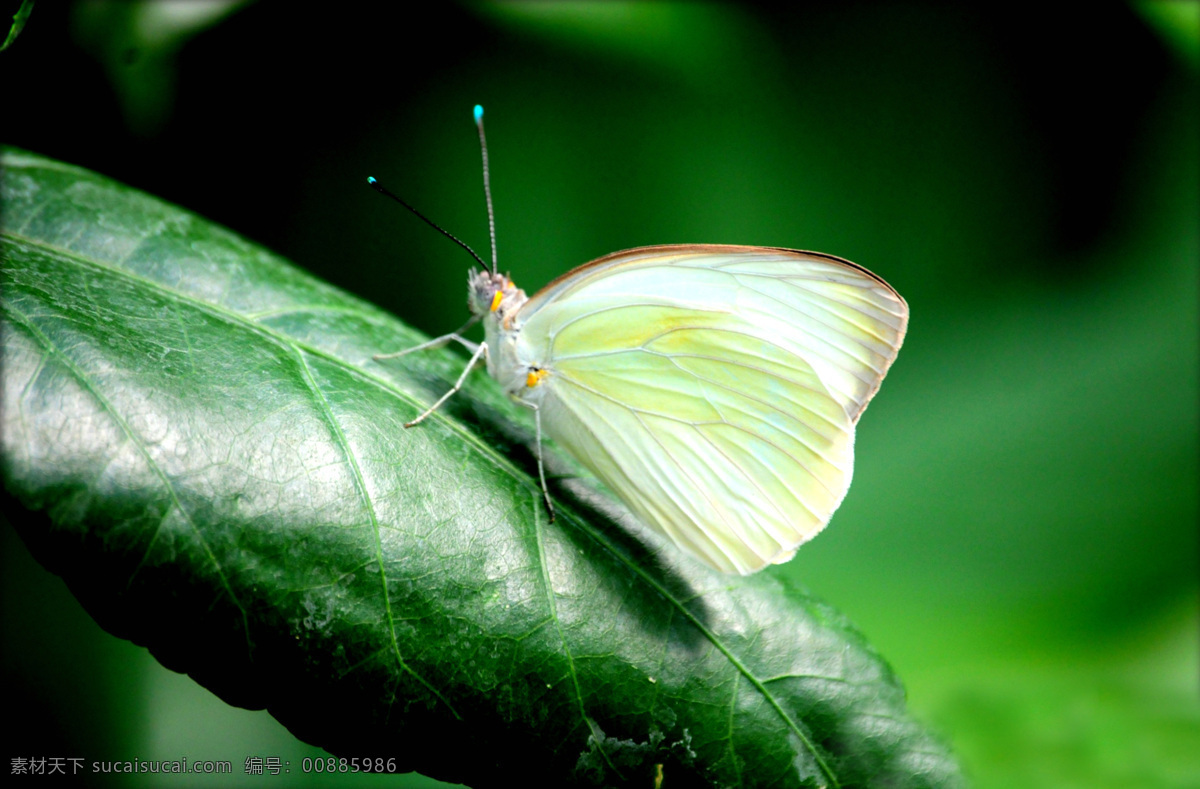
[0,148,964,788]
[0,0,34,52]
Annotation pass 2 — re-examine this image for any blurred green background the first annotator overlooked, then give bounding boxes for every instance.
[2,1,1197,787]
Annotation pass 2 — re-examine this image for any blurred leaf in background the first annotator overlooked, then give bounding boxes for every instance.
[72,0,247,136]
[2,1,1197,787]
[1,0,34,51]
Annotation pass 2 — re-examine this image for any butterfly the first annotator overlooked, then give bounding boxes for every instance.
[371,107,908,575]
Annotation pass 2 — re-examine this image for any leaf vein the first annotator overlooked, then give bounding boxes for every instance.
[1,300,254,653]
[292,348,462,721]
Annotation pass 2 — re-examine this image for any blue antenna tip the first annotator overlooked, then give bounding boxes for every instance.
[473,105,484,122]
[367,176,377,184]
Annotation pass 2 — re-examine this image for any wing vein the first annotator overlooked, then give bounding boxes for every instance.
[555,326,844,422]
[544,300,730,354]
[555,386,732,567]
[555,368,840,501]
[671,362,842,501]
[731,274,895,362]
[631,410,748,572]
[689,260,905,324]
[554,342,847,457]
[667,262,898,366]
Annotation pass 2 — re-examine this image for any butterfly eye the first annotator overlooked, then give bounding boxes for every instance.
[489,291,503,312]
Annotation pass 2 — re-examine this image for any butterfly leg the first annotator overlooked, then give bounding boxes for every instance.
[374,315,482,360]
[403,341,488,428]
[519,401,556,523]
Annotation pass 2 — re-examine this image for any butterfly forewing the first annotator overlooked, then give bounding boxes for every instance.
[513,246,907,574]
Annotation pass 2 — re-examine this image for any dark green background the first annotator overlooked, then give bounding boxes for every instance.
[3,2,1197,787]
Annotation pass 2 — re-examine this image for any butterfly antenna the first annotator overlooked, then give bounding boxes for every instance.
[366,176,489,271]
[474,104,499,275]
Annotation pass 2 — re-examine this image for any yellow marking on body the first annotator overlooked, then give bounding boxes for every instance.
[526,368,550,388]
[489,291,503,312]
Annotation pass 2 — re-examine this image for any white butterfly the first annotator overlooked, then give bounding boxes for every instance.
[373,109,907,575]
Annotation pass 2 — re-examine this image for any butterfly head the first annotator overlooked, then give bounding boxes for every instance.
[467,269,526,324]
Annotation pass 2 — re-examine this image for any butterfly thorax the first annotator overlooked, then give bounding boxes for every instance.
[467,269,535,397]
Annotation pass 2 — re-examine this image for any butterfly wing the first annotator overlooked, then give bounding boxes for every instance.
[514,245,908,574]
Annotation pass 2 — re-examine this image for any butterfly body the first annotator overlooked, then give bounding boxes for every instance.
[460,244,907,575]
